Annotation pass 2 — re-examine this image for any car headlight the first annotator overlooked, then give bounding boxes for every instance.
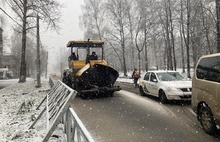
[166,86,180,92]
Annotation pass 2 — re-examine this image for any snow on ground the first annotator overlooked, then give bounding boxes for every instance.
[0,78,63,142]
[116,77,133,84]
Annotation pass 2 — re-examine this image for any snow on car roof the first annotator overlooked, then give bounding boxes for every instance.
[147,70,179,73]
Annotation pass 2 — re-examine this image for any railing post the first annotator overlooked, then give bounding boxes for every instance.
[77,125,82,142]
[63,112,67,133]
[72,118,76,141]
[66,109,73,142]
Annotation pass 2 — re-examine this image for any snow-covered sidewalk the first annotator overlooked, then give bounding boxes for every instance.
[0,78,63,142]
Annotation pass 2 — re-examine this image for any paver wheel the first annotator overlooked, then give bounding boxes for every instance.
[108,91,115,97]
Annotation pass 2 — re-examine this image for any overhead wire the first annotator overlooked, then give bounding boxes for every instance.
[2,0,49,51]
[0,6,22,27]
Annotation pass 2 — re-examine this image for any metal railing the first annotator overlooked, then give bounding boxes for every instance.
[63,108,95,142]
[49,77,94,142]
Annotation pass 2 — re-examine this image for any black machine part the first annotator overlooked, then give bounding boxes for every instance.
[77,64,120,92]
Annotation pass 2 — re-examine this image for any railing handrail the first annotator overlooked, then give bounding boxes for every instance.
[63,108,95,142]
[49,77,94,142]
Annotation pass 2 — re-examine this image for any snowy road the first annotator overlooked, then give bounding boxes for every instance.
[71,83,220,142]
[49,74,219,141]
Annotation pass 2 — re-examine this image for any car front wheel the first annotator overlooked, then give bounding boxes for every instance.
[159,90,168,104]
[200,106,217,135]
[139,86,147,96]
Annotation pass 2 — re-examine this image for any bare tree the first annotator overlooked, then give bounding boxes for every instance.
[179,0,191,78]
[167,0,176,71]
[134,15,146,73]
[126,0,135,70]
[81,0,220,76]
[7,0,61,82]
[82,0,106,40]
[106,0,129,76]
[162,0,173,70]
[133,0,155,73]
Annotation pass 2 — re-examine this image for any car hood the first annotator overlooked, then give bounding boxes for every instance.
[161,81,192,88]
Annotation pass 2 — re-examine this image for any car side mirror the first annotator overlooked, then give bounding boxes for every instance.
[153,79,158,82]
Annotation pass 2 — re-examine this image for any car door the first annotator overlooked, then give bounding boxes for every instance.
[148,72,158,96]
[142,72,151,94]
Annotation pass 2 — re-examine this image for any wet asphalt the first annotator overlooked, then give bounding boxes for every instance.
[71,82,220,142]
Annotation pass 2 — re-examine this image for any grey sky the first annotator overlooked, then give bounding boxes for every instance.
[41,0,84,49]
[41,0,84,72]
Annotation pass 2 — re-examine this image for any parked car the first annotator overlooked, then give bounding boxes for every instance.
[139,70,192,104]
[192,53,220,135]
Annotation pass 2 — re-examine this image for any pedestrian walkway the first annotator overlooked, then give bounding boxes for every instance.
[0,78,63,142]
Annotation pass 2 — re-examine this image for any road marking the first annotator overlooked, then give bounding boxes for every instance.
[187,108,197,116]
[164,106,178,119]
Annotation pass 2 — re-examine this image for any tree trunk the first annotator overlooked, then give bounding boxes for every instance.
[216,0,220,52]
[153,37,158,70]
[186,0,191,78]
[120,21,127,76]
[122,41,127,76]
[180,0,186,73]
[180,22,185,73]
[0,28,3,68]
[201,2,212,54]
[161,27,167,70]
[144,27,148,71]
[19,0,27,83]
[128,11,135,70]
[138,51,141,75]
[36,14,41,88]
[168,0,176,71]
[165,6,172,70]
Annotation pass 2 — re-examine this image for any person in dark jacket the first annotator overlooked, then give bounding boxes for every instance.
[89,51,98,60]
[68,52,78,61]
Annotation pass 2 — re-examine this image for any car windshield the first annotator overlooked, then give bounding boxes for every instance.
[156,72,184,81]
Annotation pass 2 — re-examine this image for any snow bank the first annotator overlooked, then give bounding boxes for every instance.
[0,78,63,142]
